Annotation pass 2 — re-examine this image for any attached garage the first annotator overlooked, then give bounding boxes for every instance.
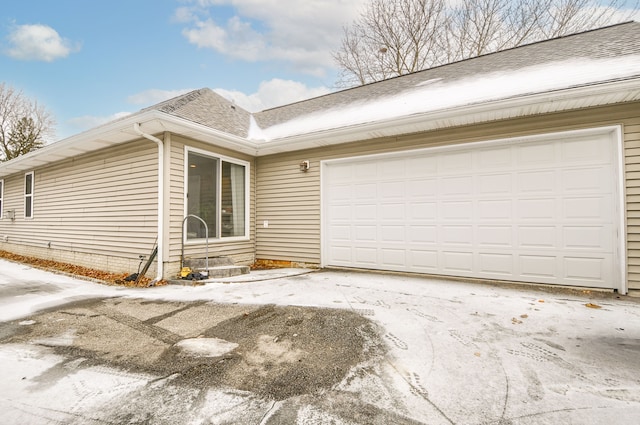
[322,127,625,291]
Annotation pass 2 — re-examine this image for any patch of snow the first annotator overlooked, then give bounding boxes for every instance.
[247,114,265,140]
[18,320,36,326]
[33,329,77,347]
[175,338,238,357]
[257,54,640,141]
[415,77,443,87]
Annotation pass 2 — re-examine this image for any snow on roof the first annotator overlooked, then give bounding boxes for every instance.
[249,54,640,141]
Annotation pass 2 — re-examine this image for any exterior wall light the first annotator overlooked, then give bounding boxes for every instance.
[299,160,310,172]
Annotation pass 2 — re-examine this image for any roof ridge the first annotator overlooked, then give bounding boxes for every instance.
[257,21,639,114]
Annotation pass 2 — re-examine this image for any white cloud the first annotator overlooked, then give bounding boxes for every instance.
[177,0,367,76]
[5,24,80,62]
[214,78,331,112]
[127,89,195,105]
[67,112,131,133]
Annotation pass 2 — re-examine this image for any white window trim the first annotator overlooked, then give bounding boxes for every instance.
[0,178,3,220]
[24,171,34,219]
[183,146,250,244]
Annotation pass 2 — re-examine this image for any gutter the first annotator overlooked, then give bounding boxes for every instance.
[133,123,164,282]
[254,76,640,155]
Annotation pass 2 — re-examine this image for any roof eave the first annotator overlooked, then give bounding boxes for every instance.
[1,78,638,177]
[254,77,640,156]
[0,110,258,178]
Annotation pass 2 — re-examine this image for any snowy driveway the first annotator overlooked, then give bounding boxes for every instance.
[1,259,640,424]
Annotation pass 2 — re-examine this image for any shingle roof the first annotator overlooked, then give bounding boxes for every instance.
[252,21,640,130]
[143,88,252,138]
[111,21,640,141]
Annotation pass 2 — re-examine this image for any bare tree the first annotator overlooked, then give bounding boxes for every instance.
[334,0,448,86]
[334,0,639,86]
[0,83,55,162]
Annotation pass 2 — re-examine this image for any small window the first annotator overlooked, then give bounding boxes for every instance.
[24,171,34,219]
[0,179,3,219]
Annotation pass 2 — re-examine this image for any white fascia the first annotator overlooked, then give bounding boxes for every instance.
[254,77,640,156]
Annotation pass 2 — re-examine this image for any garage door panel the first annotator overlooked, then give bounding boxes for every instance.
[440,151,473,171]
[381,225,405,242]
[563,196,610,220]
[518,226,558,249]
[330,205,351,220]
[353,183,377,199]
[441,201,474,220]
[518,170,557,193]
[442,251,474,272]
[477,226,513,247]
[330,225,351,241]
[381,159,406,177]
[479,173,512,194]
[328,185,352,202]
[564,256,609,283]
[380,181,404,199]
[478,147,512,169]
[408,179,438,198]
[519,255,558,278]
[407,156,437,176]
[354,204,376,220]
[409,225,438,244]
[440,176,474,196]
[354,225,377,242]
[381,248,406,267]
[408,250,439,271]
[562,136,610,162]
[563,167,611,192]
[380,203,404,220]
[441,225,474,245]
[479,253,514,275]
[517,198,557,220]
[518,143,556,165]
[409,202,437,220]
[563,226,612,250]
[324,130,620,289]
[329,246,352,264]
[478,200,512,219]
[355,247,377,265]
[354,162,377,179]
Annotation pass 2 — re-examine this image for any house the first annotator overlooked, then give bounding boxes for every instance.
[1,22,639,293]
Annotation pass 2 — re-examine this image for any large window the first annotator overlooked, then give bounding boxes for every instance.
[186,150,248,241]
[24,172,34,219]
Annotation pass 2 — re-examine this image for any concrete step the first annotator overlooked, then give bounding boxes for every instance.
[203,265,251,278]
[184,256,235,268]
[169,256,250,284]
[167,265,251,285]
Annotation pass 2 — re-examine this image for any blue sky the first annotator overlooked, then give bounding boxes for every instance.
[1,0,366,140]
[1,1,638,141]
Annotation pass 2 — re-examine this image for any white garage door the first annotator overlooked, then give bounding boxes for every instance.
[322,128,623,289]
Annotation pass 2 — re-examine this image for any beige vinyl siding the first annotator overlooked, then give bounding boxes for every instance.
[624,119,640,287]
[256,101,640,289]
[0,139,159,273]
[166,135,256,272]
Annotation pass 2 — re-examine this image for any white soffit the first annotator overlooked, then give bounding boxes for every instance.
[0,77,639,177]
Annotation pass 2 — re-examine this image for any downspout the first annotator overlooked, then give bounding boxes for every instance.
[133,123,164,282]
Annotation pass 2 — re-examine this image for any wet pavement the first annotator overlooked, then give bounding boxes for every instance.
[1,260,639,424]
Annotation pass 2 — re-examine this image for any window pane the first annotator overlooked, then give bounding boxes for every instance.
[221,161,246,237]
[25,197,32,218]
[187,153,218,239]
[25,174,32,195]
